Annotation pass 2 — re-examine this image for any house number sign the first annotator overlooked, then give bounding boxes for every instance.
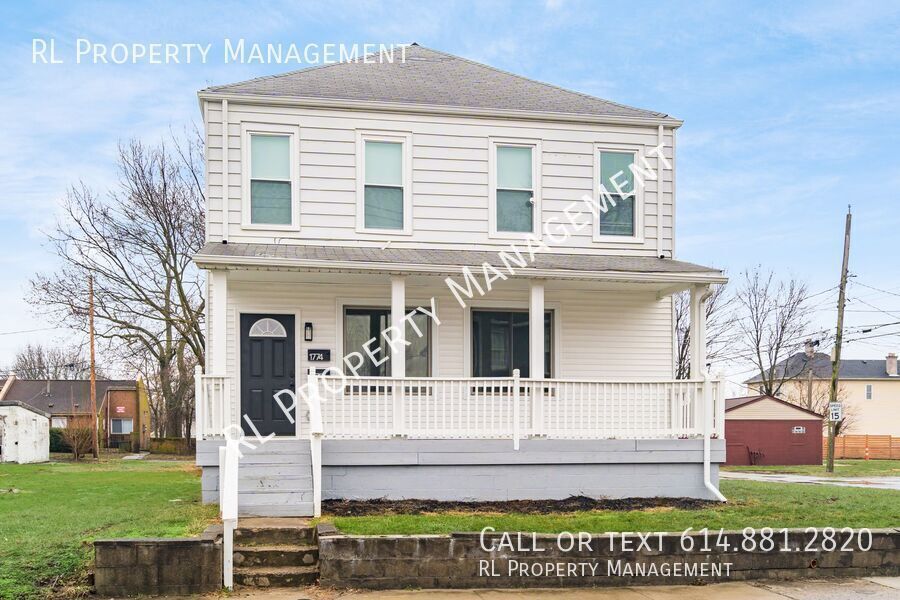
[307,349,331,362]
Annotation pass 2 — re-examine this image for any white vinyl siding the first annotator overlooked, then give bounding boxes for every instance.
[218,273,675,426]
[205,102,673,254]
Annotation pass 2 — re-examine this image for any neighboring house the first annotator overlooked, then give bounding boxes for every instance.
[194,44,728,517]
[0,377,150,450]
[724,395,823,466]
[744,343,900,436]
[0,397,50,464]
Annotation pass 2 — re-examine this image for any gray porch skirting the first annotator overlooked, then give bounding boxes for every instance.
[197,439,725,515]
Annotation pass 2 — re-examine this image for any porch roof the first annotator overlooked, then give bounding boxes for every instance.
[195,242,725,285]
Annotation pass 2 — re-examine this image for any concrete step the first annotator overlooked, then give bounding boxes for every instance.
[234,519,316,546]
[233,565,318,588]
[233,544,318,568]
[238,503,315,517]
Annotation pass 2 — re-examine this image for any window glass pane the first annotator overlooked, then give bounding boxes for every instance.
[251,135,290,180]
[121,419,133,434]
[344,308,430,376]
[598,194,634,236]
[364,186,403,229]
[600,151,634,194]
[251,181,292,225]
[365,141,402,186]
[472,310,552,377]
[497,146,532,189]
[497,190,533,232]
[405,312,430,377]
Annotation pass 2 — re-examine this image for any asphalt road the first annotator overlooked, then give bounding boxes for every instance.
[720,471,900,490]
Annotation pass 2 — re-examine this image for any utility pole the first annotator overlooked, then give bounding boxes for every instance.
[89,275,99,459]
[826,207,852,473]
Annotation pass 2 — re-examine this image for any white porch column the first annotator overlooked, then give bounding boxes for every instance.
[390,276,406,435]
[529,280,545,434]
[209,270,228,374]
[689,284,710,378]
[390,276,406,377]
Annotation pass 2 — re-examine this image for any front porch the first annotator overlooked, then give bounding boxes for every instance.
[194,245,727,516]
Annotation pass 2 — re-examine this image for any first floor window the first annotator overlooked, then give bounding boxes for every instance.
[51,417,68,428]
[866,384,873,400]
[250,133,293,225]
[471,309,552,377]
[496,145,535,232]
[343,307,431,376]
[111,418,133,435]
[598,150,636,236]
[364,140,404,230]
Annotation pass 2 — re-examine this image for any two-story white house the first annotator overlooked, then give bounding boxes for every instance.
[194,44,727,517]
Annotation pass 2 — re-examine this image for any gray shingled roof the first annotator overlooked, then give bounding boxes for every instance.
[204,44,668,120]
[744,352,899,383]
[0,380,137,416]
[195,242,721,277]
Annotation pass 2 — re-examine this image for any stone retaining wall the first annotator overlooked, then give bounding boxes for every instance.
[319,528,900,589]
[93,526,222,597]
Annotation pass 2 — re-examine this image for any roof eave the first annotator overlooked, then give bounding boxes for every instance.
[194,252,726,284]
[197,90,683,128]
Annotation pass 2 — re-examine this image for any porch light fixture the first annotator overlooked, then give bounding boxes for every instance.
[304,322,314,342]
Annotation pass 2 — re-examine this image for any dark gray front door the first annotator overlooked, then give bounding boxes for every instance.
[240,314,295,436]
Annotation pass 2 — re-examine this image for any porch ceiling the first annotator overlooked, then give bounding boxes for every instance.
[194,242,726,285]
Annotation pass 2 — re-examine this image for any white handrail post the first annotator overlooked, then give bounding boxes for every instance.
[194,365,204,440]
[512,369,520,450]
[220,439,239,589]
[306,372,324,518]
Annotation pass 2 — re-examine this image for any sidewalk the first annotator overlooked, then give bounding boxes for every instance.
[202,577,900,600]
[720,471,900,490]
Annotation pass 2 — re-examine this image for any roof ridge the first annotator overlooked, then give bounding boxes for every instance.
[205,43,413,93]
[418,45,666,118]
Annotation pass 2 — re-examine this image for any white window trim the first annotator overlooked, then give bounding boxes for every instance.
[592,143,645,244]
[240,121,301,231]
[488,137,542,240]
[356,130,413,235]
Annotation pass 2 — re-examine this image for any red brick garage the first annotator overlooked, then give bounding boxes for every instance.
[725,395,823,466]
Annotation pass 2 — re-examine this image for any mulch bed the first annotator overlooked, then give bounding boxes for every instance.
[322,495,715,516]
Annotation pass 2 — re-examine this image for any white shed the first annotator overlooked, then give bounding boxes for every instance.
[0,401,51,464]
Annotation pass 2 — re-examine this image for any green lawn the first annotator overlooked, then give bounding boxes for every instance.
[327,480,900,535]
[0,459,217,599]
[723,459,900,477]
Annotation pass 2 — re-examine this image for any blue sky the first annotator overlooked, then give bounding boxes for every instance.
[0,0,898,377]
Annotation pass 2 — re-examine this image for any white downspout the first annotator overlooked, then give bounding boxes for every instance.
[697,286,726,502]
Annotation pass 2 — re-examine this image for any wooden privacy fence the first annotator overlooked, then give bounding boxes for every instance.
[825,435,900,459]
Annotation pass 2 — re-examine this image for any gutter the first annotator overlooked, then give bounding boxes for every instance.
[196,91,684,129]
[193,253,728,285]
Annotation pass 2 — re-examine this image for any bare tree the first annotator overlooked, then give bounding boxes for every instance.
[11,343,94,379]
[735,268,812,396]
[61,427,93,461]
[778,375,855,435]
[674,283,736,379]
[30,133,205,438]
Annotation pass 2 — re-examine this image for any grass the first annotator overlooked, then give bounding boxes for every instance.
[0,458,217,599]
[326,480,900,535]
[723,459,900,477]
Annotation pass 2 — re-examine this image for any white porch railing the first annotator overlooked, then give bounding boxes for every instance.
[311,373,724,441]
[194,366,230,439]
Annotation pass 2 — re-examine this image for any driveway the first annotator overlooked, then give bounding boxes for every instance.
[720,471,900,490]
[197,577,900,599]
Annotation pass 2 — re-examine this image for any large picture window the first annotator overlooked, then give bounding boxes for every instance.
[111,418,133,435]
[343,307,431,376]
[471,309,552,378]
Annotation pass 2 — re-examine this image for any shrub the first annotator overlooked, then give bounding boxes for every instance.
[49,428,70,453]
[60,427,93,461]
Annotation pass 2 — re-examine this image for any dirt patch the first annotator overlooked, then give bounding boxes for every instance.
[322,495,716,516]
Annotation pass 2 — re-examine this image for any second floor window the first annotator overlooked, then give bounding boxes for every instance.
[597,150,636,237]
[495,144,535,233]
[359,136,411,233]
[866,384,873,400]
[250,134,292,225]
